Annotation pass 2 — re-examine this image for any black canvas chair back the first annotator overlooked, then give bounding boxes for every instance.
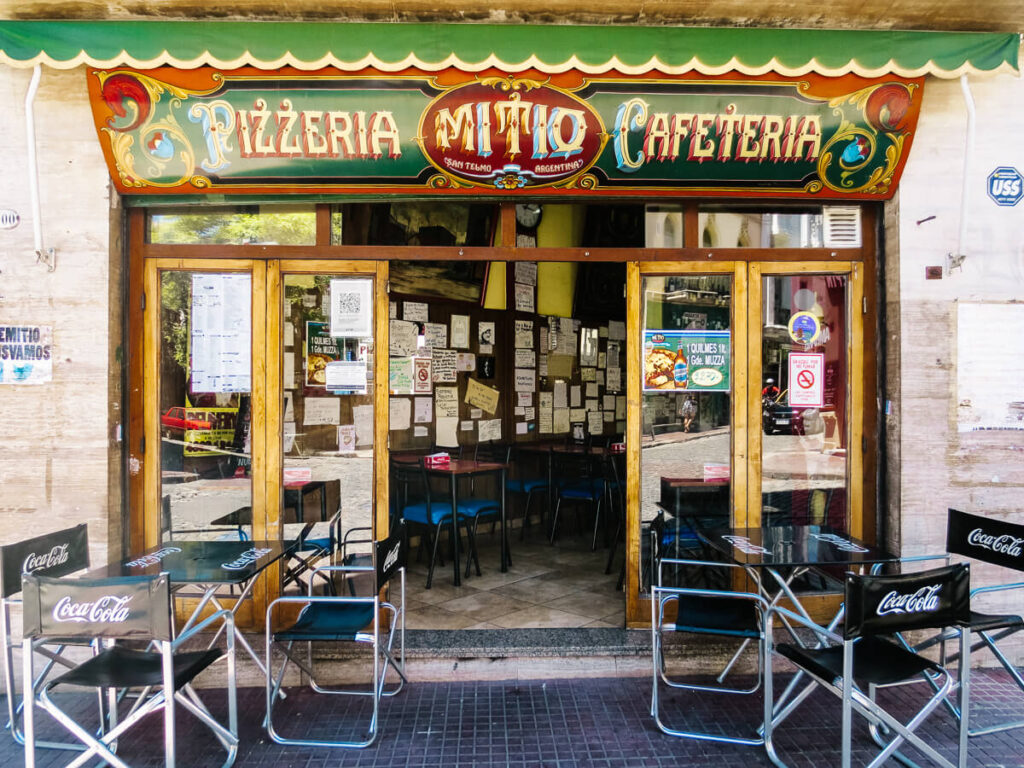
[947,508,1024,572]
[766,563,972,768]
[0,524,90,750]
[376,523,409,591]
[844,562,971,640]
[22,573,173,643]
[0,524,89,599]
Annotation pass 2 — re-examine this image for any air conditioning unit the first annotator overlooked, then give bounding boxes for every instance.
[823,206,862,248]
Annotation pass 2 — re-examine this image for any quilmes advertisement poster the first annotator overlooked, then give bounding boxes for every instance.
[643,330,730,392]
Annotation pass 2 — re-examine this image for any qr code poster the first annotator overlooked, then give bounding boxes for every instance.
[330,279,373,339]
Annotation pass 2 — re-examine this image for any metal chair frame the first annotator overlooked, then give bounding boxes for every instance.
[264,525,407,749]
[22,572,238,768]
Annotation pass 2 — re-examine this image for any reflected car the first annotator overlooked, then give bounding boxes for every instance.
[161,407,211,432]
[762,400,805,435]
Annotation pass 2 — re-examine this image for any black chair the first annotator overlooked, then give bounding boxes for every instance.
[764,563,972,768]
[22,572,238,768]
[650,550,771,746]
[549,451,604,545]
[264,523,408,748]
[909,508,1024,737]
[506,443,550,540]
[0,524,91,750]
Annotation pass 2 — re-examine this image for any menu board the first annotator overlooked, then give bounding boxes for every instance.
[191,274,251,393]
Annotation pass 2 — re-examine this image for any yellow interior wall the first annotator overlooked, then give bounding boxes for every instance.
[536,205,585,317]
[483,262,506,309]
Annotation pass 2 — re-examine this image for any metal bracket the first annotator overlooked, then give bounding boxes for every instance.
[35,247,55,272]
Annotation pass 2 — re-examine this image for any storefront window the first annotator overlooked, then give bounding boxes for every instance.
[698,207,824,248]
[147,205,316,245]
[759,274,848,533]
[159,270,253,542]
[513,203,647,247]
[281,273,375,590]
[640,274,732,589]
[330,202,497,246]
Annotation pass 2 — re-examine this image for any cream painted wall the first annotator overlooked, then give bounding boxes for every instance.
[896,68,1024,661]
[0,66,113,568]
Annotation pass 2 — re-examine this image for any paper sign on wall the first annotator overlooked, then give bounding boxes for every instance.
[414,396,433,423]
[338,425,356,453]
[478,418,502,442]
[330,279,372,338]
[403,301,428,322]
[353,404,374,446]
[431,348,457,382]
[389,357,414,394]
[465,378,500,414]
[0,325,52,384]
[514,368,536,392]
[423,322,447,352]
[435,386,459,418]
[389,319,418,356]
[788,353,825,407]
[451,315,470,348]
[413,357,433,393]
[514,320,533,348]
[305,397,341,426]
[389,397,411,430]
[478,322,495,353]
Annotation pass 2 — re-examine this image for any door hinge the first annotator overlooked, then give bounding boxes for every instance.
[140,435,145,454]
[141,291,146,311]
[862,297,867,314]
[862,436,866,453]
[385,280,391,294]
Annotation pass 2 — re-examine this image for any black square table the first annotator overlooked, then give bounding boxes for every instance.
[88,539,290,679]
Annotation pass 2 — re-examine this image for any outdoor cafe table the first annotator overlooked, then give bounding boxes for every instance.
[424,459,509,587]
[86,539,289,680]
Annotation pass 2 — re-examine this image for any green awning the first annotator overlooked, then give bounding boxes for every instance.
[0,21,1017,78]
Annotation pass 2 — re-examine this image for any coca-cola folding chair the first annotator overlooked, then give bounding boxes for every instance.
[909,508,1024,737]
[265,522,407,748]
[21,572,238,768]
[0,524,90,749]
[764,563,972,768]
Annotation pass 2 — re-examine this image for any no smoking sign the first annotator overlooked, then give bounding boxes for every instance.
[788,353,824,408]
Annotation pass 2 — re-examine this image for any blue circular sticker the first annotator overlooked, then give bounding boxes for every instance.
[788,312,821,344]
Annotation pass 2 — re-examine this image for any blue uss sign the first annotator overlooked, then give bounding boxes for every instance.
[987,166,1024,206]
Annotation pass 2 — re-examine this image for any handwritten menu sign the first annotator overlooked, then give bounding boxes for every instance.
[191,273,251,393]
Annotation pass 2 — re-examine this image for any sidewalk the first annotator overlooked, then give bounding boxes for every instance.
[10,668,1024,767]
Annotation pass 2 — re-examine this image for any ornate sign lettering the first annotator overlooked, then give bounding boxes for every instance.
[88,68,922,200]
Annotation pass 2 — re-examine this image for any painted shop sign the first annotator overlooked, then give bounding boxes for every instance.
[88,69,922,199]
[0,325,52,384]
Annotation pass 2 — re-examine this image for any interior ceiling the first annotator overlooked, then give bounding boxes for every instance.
[1,1,1022,33]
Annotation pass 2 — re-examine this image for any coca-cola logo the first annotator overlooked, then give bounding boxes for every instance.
[967,528,1024,558]
[382,541,400,574]
[125,547,182,568]
[810,533,868,553]
[722,535,770,555]
[53,594,133,624]
[877,584,941,616]
[221,547,272,571]
[22,543,70,574]
[420,77,605,190]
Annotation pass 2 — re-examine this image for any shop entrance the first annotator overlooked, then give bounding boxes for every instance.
[131,202,875,630]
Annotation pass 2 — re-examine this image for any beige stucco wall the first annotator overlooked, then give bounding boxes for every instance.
[0,66,115,568]
[896,70,1024,658]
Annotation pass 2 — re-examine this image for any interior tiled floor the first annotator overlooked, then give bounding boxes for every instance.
[403,515,626,630]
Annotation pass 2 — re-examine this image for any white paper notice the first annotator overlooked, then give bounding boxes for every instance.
[608,320,626,340]
[586,399,599,412]
[606,367,621,392]
[431,348,458,382]
[435,417,460,447]
[514,368,536,392]
[451,315,470,348]
[515,348,536,368]
[353,404,374,446]
[571,385,582,407]
[389,398,412,430]
[389,319,418,357]
[338,424,356,453]
[598,352,607,369]
[414,426,428,437]
[413,357,433,394]
[470,408,483,419]
[570,408,586,423]
[514,320,533,348]
[460,420,474,432]
[414,396,433,423]
[389,357,414,394]
[539,391,554,409]
[603,394,616,410]
[403,301,428,322]
[478,321,495,352]
[516,422,528,435]
[326,360,368,392]
[283,422,296,453]
[553,408,570,433]
[435,387,459,418]
[517,392,533,407]
[586,383,599,398]
[514,283,535,313]
[191,273,251,393]
[588,410,604,435]
[305,397,340,426]
[389,302,397,319]
[539,407,553,434]
[283,351,296,390]
[423,323,447,352]
[615,396,626,420]
[330,279,373,338]
[596,370,605,387]
[604,410,616,423]
[553,381,568,409]
[514,261,538,286]
[581,367,597,382]
[457,352,476,372]
[478,419,502,442]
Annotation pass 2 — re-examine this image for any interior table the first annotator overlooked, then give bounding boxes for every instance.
[423,459,509,587]
[87,539,291,682]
